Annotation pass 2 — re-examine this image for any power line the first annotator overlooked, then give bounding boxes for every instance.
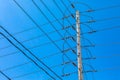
[11,70,41,79]
[2,35,120,61]
[13,2,120,79]
[1,19,120,52]
[0,71,11,80]
[61,0,75,15]
[0,44,76,60]
[2,52,119,74]
[2,52,120,79]
[0,12,72,41]
[82,25,120,34]
[1,53,77,75]
[1,15,120,52]
[40,0,75,45]
[35,1,79,76]
[1,54,96,74]
[53,0,76,33]
[13,1,77,80]
[81,5,120,13]
[98,66,120,72]
[1,61,31,72]
[11,0,120,80]
[0,22,67,41]
[0,36,64,51]
[0,14,119,46]
[0,24,62,80]
[32,0,76,61]
[0,4,119,42]
[2,61,77,80]
[0,32,55,80]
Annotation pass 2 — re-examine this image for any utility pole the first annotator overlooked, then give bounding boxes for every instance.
[76,10,83,80]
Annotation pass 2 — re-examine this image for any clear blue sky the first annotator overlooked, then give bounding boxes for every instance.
[0,0,120,80]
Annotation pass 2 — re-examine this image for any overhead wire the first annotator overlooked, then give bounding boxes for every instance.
[82,5,120,13]
[1,51,77,74]
[13,1,74,73]
[1,53,98,74]
[5,60,77,80]
[11,70,41,79]
[0,44,76,61]
[81,25,120,34]
[64,2,96,79]
[4,0,120,79]
[0,25,61,80]
[2,52,120,79]
[0,14,72,41]
[0,70,11,80]
[1,28,120,75]
[0,32,55,80]
[32,1,76,69]
[34,1,77,74]
[40,0,75,37]
[0,15,119,50]
[1,16,120,52]
[39,0,76,54]
[62,2,98,79]
[0,4,119,41]
[53,0,76,34]
[0,0,120,79]
[0,36,64,51]
[47,1,95,77]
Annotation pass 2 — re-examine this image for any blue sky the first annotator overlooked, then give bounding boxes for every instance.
[0,0,120,80]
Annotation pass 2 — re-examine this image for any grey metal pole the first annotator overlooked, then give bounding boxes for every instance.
[76,10,83,80]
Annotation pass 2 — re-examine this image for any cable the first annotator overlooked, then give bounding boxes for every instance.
[13,1,77,80]
[33,1,77,75]
[96,25,120,32]
[13,0,120,79]
[0,26,60,41]
[1,60,77,80]
[82,5,120,13]
[13,0,74,70]
[1,61,31,72]
[0,21,120,50]
[0,36,63,51]
[0,13,72,41]
[82,65,88,80]
[61,71,77,77]
[53,0,76,33]
[0,25,62,80]
[0,39,63,58]
[39,0,75,51]
[2,18,117,51]
[0,71,11,80]
[62,31,71,75]
[61,0,74,15]
[0,15,119,51]
[56,0,93,76]
[0,32,55,80]
[11,70,41,79]
[60,0,94,21]
[40,0,75,36]
[81,41,120,47]
[82,25,120,35]
[1,53,96,74]
[32,0,76,62]
[10,62,77,79]
[98,66,120,72]
[0,44,76,61]
[1,47,77,73]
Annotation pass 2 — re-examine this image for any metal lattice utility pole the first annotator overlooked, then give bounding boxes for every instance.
[76,10,83,80]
